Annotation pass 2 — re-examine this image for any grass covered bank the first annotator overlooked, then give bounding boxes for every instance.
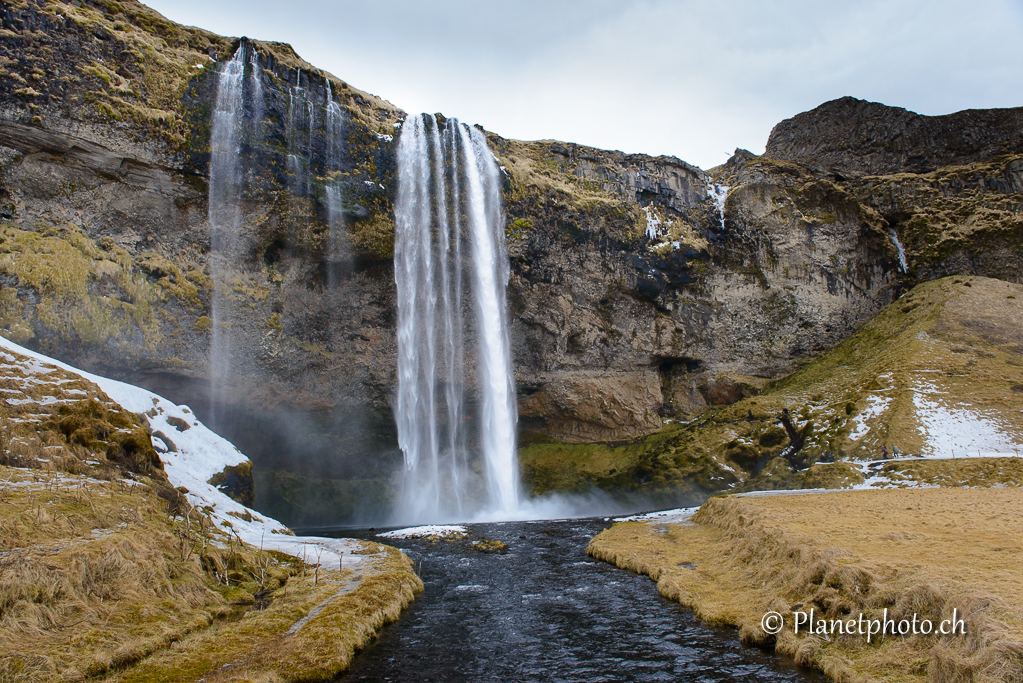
[588,488,1023,682]
[0,339,422,682]
[1,465,422,682]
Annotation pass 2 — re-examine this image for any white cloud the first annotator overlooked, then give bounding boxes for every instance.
[144,0,1023,169]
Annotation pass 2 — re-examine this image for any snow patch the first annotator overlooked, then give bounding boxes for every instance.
[379,525,467,539]
[5,396,65,406]
[849,394,893,441]
[614,507,699,524]
[913,381,1023,457]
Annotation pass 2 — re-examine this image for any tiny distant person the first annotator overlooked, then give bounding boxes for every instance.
[892,444,900,458]
[881,445,889,459]
[747,409,754,421]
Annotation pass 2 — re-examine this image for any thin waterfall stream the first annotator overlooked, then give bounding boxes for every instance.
[889,229,909,272]
[325,80,349,285]
[208,47,248,428]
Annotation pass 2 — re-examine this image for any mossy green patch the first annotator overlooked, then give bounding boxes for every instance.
[520,424,738,504]
[0,223,166,351]
[519,437,663,496]
[137,252,204,306]
[347,210,396,261]
[526,276,1023,499]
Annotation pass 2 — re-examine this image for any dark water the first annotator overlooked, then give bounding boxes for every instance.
[323,518,823,683]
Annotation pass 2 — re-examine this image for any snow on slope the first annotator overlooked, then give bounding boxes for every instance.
[0,336,364,562]
[913,380,1023,458]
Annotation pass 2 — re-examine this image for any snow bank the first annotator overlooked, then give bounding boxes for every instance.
[912,381,1023,458]
[379,525,467,539]
[613,507,699,523]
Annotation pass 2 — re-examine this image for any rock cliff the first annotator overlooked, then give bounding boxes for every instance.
[765,95,1023,176]
[1,0,1020,522]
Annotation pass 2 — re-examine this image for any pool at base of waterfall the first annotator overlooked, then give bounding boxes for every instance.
[322,518,824,683]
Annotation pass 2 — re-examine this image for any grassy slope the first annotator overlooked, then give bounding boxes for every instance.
[520,275,1023,497]
[0,344,420,682]
[588,489,1023,683]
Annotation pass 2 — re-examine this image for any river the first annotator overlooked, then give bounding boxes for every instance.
[319,517,823,683]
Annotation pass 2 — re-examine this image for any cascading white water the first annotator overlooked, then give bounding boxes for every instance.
[248,49,264,128]
[889,229,908,273]
[325,81,344,170]
[208,47,248,424]
[706,181,729,230]
[286,70,312,196]
[459,124,518,514]
[324,81,348,285]
[394,114,519,522]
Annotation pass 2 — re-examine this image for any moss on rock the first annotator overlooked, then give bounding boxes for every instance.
[524,276,1023,499]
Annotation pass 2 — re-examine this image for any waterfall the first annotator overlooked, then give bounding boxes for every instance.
[286,70,311,196]
[208,47,247,425]
[706,181,730,230]
[248,48,264,128]
[458,123,518,514]
[324,81,348,285]
[394,114,519,522]
[325,81,344,170]
[889,229,908,273]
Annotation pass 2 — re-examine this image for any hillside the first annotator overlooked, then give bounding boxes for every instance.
[522,275,1023,502]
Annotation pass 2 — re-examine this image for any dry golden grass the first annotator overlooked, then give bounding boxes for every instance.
[1,465,422,683]
[1,344,423,682]
[589,488,1023,683]
[107,545,422,683]
[0,466,226,682]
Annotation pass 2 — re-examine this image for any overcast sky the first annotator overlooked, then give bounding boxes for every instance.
[145,0,1023,170]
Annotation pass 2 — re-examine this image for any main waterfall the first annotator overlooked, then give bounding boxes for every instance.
[394,114,519,522]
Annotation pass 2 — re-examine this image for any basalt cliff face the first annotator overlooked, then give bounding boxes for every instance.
[765,95,1023,177]
[1,0,1021,523]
